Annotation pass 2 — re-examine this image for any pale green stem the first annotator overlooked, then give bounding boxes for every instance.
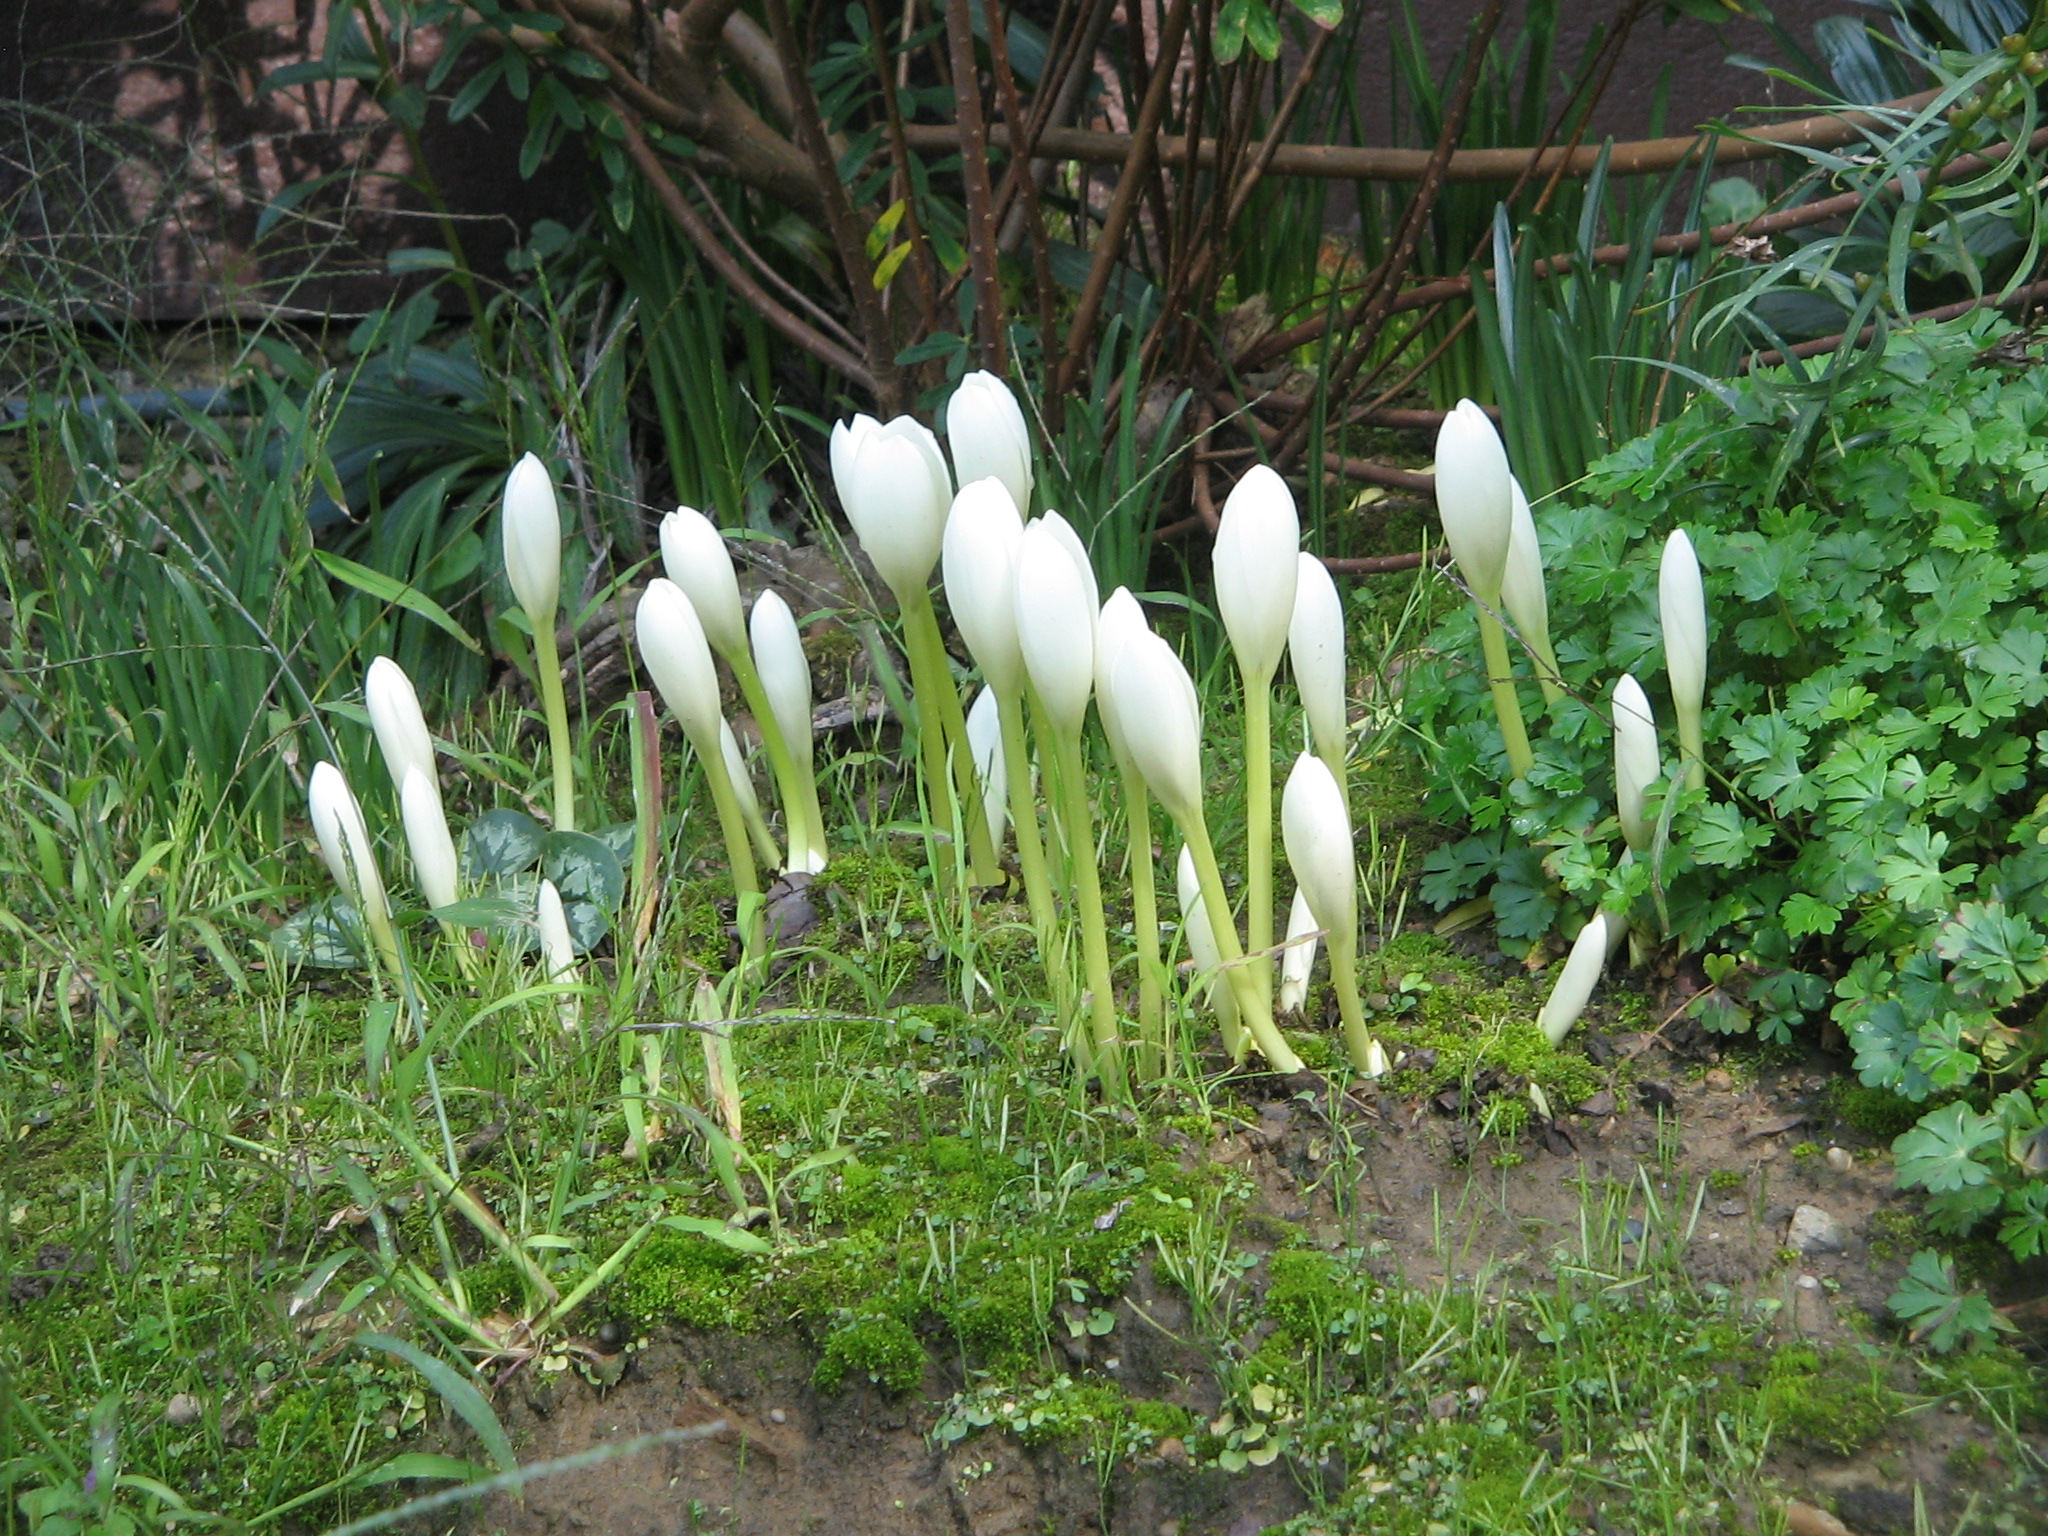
[1242,674,1276,1006]
[737,785,781,872]
[1317,745,1348,814]
[895,592,961,880]
[1182,818,1304,1074]
[997,688,1061,967]
[901,593,1000,885]
[1325,925,1380,1076]
[726,645,823,872]
[532,618,576,832]
[1055,731,1125,1098]
[1027,684,1070,868]
[1120,770,1166,1080]
[357,890,405,990]
[1530,631,1566,708]
[1477,608,1534,779]
[792,752,830,869]
[1677,708,1706,793]
[698,739,763,961]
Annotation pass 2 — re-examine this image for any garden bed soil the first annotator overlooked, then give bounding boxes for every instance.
[470,1046,2033,1536]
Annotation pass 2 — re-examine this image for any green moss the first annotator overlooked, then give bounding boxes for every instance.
[821,847,921,912]
[1128,1395,1197,1444]
[1708,1169,1745,1192]
[609,1231,759,1331]
[814,1314,924,1394]
[1289,1031,1337,1071]
[1868,1208,1921,1263]
[459,1257,524,1316]
[668,883,731,971]
[1264,1248,1348,1345]
[1946,1440,1988,1478]
[827,1160,913,1225]
[1756,1346,1899,1454]
[1926,1348,2047,1427]
[948,1267,1048,1367]
[1830,1081,1927,1139]
[1367,933,1603,1112]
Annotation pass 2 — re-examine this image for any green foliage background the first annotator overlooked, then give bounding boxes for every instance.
[1409,313,2048,1256]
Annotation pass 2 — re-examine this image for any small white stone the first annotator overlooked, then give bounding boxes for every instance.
[769,1408,787,1424]
[165,1393,203,1426]
[1787,1204,1845,1254]
[1824,1146,1854,1173]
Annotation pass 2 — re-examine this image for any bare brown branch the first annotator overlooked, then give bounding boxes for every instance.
[901,87,1946,182]
[617,110,877,392]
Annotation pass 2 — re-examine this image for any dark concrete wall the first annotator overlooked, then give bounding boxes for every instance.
[1350,1,1859,147]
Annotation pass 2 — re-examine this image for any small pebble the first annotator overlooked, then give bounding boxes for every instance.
[165,1393,203,1426]
[769,1408,786,1424]
[1787,1203,1846,1254]
[1796,1273,1820,1290]
[1824,1146,1854,1173]
[1704,1069,1733,1092]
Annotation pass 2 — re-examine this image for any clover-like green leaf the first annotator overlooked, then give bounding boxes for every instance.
[1894,1103,2002,1195]
[463,809,544,879]
[274,897,365,970]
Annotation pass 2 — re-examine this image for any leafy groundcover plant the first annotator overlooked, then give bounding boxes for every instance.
[1409,312,2048,1259]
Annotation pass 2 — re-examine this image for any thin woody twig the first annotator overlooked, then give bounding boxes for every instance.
[761,0,907,411]
[683,165,864,356]
[1744,274,2048,369]
[982,0,1059,380]
[898,86,1948,182]
[1236,124,2048,374]
[617,110,876,390]
[944,0,1008,370]
[1272,0,1506,470]
[1051,0,1193,400]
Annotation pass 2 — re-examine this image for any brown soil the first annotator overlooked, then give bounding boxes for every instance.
[465,1046,2031,1536]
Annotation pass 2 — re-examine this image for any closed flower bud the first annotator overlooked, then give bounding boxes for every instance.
[941,478,1028,698]
[1433,400,1513,607]
[1110,632,1205,825]
[1094,586,1152,771]
[1015,517,1098,738]
[1538,911,1613,1045]
[1660,528,1708,786]
[309,761,389,928]
[636,579,724,759]
[501,452,562,630]
[536,878,580,1031]
[1214,465,1300,684]
[830,414,953,602]
[945,371,1034,512]
[399,765,460,911]
[1613,674,1660,854]
[365,656,436,799]
[1287,555,1346,762]
[1281,753,1357,946]
[748,588,812,761]
[1278,888,1319,1014]
[1500,478,1554,671]
[967,686,1008,847]
[1177,844,1240,1033]
[659,506,748,659]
